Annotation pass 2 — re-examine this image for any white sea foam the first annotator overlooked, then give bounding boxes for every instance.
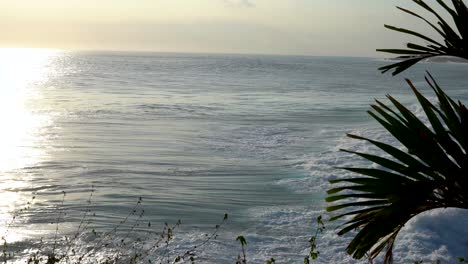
[274,101,468,263]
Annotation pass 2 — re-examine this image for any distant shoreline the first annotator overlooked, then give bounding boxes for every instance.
[385,56,468,64]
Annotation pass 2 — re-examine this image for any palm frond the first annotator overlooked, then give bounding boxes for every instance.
[378,0,468,75]
[326,75,468,263]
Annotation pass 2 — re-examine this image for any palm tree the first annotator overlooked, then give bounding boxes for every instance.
[326,1,468,263]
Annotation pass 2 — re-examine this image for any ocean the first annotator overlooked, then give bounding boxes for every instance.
[0,49,467,263]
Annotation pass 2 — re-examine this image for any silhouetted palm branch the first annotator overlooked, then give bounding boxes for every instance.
[326,74,468,263]
[378,0,468,75]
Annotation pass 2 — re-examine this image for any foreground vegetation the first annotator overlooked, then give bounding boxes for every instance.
[0,191,325,264]
[1,190,232,264]
[327,0,468,263]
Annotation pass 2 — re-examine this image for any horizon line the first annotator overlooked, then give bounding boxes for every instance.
[0,46,381,59]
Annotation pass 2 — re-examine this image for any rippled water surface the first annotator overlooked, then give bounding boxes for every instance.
[0,49,467,263]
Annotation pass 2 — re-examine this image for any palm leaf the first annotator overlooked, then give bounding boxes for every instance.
[326,77,468,263]
[377,0,468,75]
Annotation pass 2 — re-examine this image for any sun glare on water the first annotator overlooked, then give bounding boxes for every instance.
[0,48,60,242]
[0,48,59,171]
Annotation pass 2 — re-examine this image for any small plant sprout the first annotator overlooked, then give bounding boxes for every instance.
[304,215,325,264]
[235,235,247,264]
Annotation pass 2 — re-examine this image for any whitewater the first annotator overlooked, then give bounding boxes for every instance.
[0,50,466,263]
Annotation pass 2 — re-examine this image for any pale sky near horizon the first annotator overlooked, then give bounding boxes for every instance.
[0,0,443,56]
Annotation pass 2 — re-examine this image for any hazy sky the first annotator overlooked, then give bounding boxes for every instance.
[0,0,442,56]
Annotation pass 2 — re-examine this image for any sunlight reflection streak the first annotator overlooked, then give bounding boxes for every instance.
[0,48,59,242]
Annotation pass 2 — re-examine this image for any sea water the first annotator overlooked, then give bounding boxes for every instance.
[0,50,467,263]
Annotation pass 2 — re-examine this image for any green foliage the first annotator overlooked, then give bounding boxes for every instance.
[235,235,247,264]
[377,0,468,75]
[326,74,468,263]
[327,0,468,262]
[304,215,325,264]
[236,236,247,247]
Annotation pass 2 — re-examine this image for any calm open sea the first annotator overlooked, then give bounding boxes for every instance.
[0,50,467,263]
